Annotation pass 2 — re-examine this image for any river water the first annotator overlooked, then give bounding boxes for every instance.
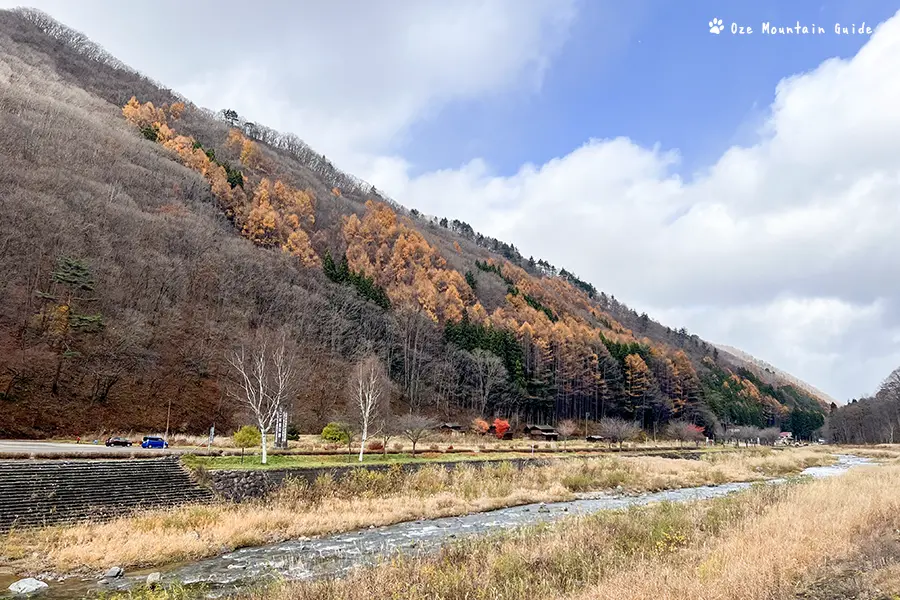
[2,454,874,598]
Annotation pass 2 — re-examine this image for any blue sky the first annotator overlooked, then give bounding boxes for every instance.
[400,0,899,179]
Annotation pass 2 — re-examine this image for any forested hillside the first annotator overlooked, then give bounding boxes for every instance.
[0,8,828,438]
[829,366,899,443]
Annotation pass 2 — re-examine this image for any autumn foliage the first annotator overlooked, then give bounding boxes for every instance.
[492,418,510,439]
[118,98,821,437]
[123,98,318,266]
[343,201,473,321]
[472,418,489,434]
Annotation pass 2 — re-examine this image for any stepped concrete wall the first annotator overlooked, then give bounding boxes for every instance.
[0,457,213,531]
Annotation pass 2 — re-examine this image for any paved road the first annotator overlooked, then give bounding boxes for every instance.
[0,440,178,455]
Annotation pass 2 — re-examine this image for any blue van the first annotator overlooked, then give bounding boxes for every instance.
[141,436,169,449]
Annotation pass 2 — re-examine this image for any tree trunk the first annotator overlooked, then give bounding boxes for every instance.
[260,426,268,464]
[412,440,417,456]
[358,423,367,462]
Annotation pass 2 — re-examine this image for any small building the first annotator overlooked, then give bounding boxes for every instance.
[438,423,464,436]
[775,431,794,446]
[523,424,559,441]
[585,435,604,443]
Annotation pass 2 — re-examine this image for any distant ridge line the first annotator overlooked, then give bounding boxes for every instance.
[714,344,838,405]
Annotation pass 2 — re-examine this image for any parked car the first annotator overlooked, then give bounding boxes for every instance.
[141,436,169,449]
[105,436,133,447]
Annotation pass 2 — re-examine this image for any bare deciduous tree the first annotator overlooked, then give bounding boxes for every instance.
[469,349,506,415]
[557,419,578,450]
[397,414,439,456]
[348,354,388,462]
[664,420,705,446]
[598,417,639,449]
[226,329,298,464]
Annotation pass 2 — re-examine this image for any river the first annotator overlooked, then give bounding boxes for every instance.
[1,454,874,599]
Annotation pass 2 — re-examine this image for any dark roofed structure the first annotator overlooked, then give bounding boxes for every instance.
[523,424,559,440]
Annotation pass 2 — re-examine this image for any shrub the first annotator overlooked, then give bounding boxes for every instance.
[233,425,261,451]
[366,439,384,452]
[322,422,350,443]
[391,443,403,452]
[562,473,593,492]
[493,418,510,439]
[429,444,439,452]
[472,418,489,435]
[286,423,300,441]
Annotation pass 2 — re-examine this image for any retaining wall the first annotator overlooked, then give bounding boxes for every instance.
[0,457,213,531]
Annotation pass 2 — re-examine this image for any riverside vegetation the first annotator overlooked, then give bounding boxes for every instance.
[0,448,833,576]
[241,461,900,600]
[97,458,900,600]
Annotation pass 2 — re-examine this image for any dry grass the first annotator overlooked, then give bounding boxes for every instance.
[561,447,834,493]
[838,444,900,461]
[0,448,833,577]
[234,463,899,600]
[789,530,900,600]
[575,464,900,600]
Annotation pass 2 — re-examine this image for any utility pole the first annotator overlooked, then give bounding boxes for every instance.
[164,398,172,442]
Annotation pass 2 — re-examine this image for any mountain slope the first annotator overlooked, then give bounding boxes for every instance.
[714,345,838,406]
[0,8,828,438]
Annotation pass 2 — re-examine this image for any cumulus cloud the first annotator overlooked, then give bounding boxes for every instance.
[365,12,900,401]
[0,0,576,164]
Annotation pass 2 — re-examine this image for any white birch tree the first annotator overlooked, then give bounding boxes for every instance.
[349,354,388,462]
[226,329,298,464]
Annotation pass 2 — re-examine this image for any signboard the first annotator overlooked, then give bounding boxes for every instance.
[274,409,289,449]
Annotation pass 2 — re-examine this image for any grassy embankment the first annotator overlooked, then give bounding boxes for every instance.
[180,445,733,470]
[0,448,833,577]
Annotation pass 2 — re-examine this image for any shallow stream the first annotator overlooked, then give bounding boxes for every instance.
[2,454,874,598]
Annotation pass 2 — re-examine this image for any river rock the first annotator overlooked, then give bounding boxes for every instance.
[8,578,49,594]
[104,566,124,579]
[146,572,161,587]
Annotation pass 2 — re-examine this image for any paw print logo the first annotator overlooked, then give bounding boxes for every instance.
[709,18,724,34]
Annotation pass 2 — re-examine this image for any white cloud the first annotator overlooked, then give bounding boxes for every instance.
[0,0,576,163]
[361,11,900,401]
